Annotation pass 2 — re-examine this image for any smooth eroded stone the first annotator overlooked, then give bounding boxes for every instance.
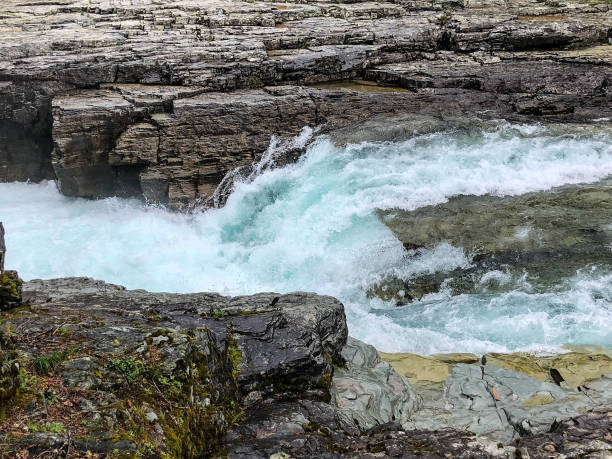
[331,337,421,431]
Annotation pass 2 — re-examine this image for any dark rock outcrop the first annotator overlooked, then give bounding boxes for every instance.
[0,223,4,273]
[0,277,347,456]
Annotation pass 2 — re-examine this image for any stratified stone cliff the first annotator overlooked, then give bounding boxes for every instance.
[0,0,610,207]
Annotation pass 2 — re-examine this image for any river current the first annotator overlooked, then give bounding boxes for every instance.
[2,122,611,354]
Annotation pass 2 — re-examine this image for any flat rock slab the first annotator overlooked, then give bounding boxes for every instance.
[381,350,612,442]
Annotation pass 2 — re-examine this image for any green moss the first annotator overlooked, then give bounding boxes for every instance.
[227,336,242,381]
[302,421,320,433]
[102,328,245,458]
[367,442,386,453]
[55,327,72,336]
[0,272,21,298]
[0,271,22,311]
[326,351,347,370]
[107,357,147,386]
[27,421,66,434]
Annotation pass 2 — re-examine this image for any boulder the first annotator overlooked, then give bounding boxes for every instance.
[0,277,347,457]
[0,222,22,311]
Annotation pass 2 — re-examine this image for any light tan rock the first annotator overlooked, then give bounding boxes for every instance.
[485,352,612,389]
[379,351,478,387]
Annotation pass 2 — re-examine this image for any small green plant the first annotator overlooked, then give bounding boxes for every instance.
[27,422,41,433]
[45,391,61,405]
[45,421,66,434]
[227,400,244,426]
[212,310,227,319]
[33,349,70,375]
[55,327,72,336]
[437,11,452,26]
[227,341,242,380]
[27,422,65,434]
[19,368,37,392]
[108,357,147,386]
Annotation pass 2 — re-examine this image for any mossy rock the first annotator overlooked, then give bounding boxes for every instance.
[0,270,23,311]
[0,330,20,419]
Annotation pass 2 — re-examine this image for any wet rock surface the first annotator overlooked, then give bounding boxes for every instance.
[0,0,610,206]
[0,273,609,456]
[331,337,421,431]
[0,276,347,456]
[373,177,612,303]
[381,350,612,444]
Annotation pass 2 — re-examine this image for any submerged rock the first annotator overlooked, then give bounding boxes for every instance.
[374,178,612,303]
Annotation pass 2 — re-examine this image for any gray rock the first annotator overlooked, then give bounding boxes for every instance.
[0,222,4,273]
[407,362,612,442]
[0,0,610,205]
[331,337,421,431]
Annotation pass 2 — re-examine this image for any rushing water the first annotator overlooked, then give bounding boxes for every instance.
[1,123,612,354]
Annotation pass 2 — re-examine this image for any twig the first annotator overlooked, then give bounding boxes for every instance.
[52,322,69,336]
[39,392,48,419]
[63,431,71,459]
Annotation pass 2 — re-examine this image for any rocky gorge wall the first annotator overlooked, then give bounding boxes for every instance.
[1,0,611,207]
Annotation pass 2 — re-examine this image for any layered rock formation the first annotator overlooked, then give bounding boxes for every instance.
[382,351,612,442]
[1,0,611,207]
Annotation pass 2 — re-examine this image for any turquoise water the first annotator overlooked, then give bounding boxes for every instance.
[1,123,612,354]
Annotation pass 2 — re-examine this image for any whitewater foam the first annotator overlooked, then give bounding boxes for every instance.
[1,123,611,354]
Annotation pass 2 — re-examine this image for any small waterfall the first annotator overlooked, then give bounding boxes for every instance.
[211,127,315,208]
